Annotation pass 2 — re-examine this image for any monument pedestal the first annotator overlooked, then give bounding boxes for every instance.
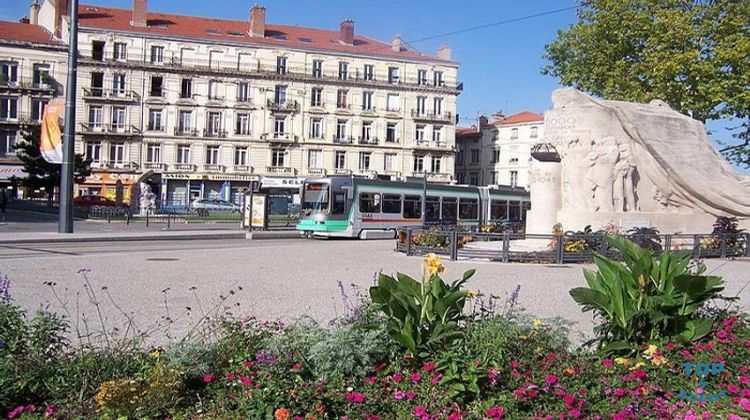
[526,160,562,234]
[556,211,718,234]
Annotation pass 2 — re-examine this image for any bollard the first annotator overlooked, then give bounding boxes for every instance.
[167,213,171,229]
[720,234,728,258]
[146,211,149,227]
[502,232,510,263]
[450,229,458,261]
[556,235,564,264]
[107,210,111,223]
[406,228,413,256]
[126,209,131,225]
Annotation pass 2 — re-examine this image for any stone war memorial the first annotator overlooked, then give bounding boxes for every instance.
[526,88,750,235]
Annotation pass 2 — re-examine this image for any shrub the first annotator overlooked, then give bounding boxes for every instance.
[626,226,662,251]
[711,216,747,252]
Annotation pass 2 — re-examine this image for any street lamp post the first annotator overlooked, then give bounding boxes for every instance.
[421,170,427,227]
[59,0,79,233]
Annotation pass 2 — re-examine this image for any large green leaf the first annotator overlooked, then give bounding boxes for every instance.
[569,287,612,317]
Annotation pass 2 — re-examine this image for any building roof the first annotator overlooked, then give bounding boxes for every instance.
[76,4,455,64]
[0,21,60,46]
[456,125,482,139]
[492,111,544,126]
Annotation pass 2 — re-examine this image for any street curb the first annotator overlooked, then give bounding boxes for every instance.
[246,230,301,240]
[0,232,247,245]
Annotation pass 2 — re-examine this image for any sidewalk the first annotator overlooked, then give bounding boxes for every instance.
[0,229,249,244]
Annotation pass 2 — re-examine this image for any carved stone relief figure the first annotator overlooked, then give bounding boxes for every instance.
[585,137,619,212]
[613,140,638,212]
[561,137,593,210]
[139,183,156,216]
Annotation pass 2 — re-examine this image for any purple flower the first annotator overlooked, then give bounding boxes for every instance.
[254,349,277,365]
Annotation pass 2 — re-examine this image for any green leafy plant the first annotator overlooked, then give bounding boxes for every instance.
[369,255,474,357]
[711,216,747,253]
[626,226,662,251]
[569,236,729,354]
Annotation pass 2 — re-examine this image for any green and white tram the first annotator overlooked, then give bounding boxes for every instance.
[296,176,530,239]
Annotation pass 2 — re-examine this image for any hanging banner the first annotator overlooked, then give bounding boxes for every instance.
[40,99,65,164]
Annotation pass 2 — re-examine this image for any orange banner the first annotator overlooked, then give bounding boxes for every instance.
[40,99,64,163]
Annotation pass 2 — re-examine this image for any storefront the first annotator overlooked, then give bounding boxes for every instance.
[75,172,141,204]
[0,164,26,198]
[162,173,259,206]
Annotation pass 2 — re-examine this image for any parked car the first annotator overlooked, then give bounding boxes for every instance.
[73,194,116,207]
[189,198,240,215]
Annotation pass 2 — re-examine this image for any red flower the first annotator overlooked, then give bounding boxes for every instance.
[203,374,214,383]
[240,376,252,387]
[431,373,443,385]
[563,394,575,408]
[243,360,254,369]
[568,409,582,418]
[291,363,302,371]
[413,405,427,417]
[545,374,558,386]
[486,407,505,419]
[728,384,740,394]
[665,342,676,351]
[739,398,750,412]
[406,391,417,401]
[614,388,627,397]
[373,362,387,372]
[392,373,403,383]
[422,362,438,372]
[410,373,422,384]
[344,392,366,404]
[602,359,614,368]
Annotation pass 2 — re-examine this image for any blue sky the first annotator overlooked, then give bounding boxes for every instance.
[3,0,745,172]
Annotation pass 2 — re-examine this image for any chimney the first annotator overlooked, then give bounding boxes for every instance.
[339,19,354,45]
[53,0,70,38]
[437,43,451,60]
[30,1,40,25]
[478,115,489,127]
[249,4,266,37]
[491,111,505,123]
[391,34,403,52]
[131,0,148,27]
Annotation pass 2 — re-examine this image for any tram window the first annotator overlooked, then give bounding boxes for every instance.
[441,197,457,222]
[359,193,381,213]
[332,192,346,214]
[426,196,440,221]
[403,195,422,219]
[459,198,478,220]
[508,200,521,220]
[490,200,508,220]
[382,194,402,214]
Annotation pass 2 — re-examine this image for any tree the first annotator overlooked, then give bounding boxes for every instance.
[542,0,750,167]
[15,125,91,202]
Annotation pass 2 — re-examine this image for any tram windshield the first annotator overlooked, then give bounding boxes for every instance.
[302,183,330,215]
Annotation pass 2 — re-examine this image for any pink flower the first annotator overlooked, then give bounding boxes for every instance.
[344,392,366,404]
[364,375,378,385]
[393,390,405,400]
[740,376,750,385]
[545,374,558,386]
[413,405,427,417]
[665,342,676,351]
[203,374,214,383]
[739,398,750,412]
[431,373,443,385]
[44,406,58,417]
[602,359,614,368]
[7,406,25,419]
[448,412,463,420]
[614,388,627,397]
[729,414,743,420]
[406,391,417,401]
[728,384,740,394]
[392,373,403,383]
[239,376,252,387]
[486,407,505,419]
[243,360,254,369]
[291,363,302,371]
[568,409,582,418]
[410,373,422,383]
[422,362,438,372]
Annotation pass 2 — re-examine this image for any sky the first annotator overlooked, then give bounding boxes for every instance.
[2,0,746,172]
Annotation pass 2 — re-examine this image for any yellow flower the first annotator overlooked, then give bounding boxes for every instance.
[614,357,630,366]
[651,354,667,366]
[629,361,645,370]
[466,290,481,298]
[644,344,658,357]
[423,253,445,277]
[533,319,543,328]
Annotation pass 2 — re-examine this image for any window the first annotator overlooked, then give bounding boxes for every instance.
[180,78,192,98]
[431,156,441,173]
[208,81,221,100]
[336,89,348,108]
[112,74,126,95]
[432,126,442,143]
[510,171,518,188]
[413,155,424,172]
[492,149,500,163]
[32,64,50,88]
[90,72,104,96]
[0,130,16,157]
[530,126,538,138]
[459,198,478,220]
[310,118,322,139]
[387,94,400,112]
[384,153,396,171]
[335,151,346,169]
[85,141,101,163]
[491,171,499,184]
[276,56,287,74]
[433,71,444,87]
[146,144,161,163]
[111,107,126,130]
[205,146,219,164]
[415,125,426,142]
[274,116,286,136]
[382,194,401,214]
[386,123,397,143]
[332,191,346,214]
[363,64,374,81]
[113,42,127,61]
[272,149,285,167]
[312,59,322,78]
[469,172,478,186]
[359,193,381,213]
[87,106,103,128]
[490,200,508,221]
[511,128,518,139]
[509,201,521,220]
[361,122,372,141]
[338,62,348,80]
[236,113,250,135]
[456,173,464,184]
[441,197,457,222]
[150,76,163,97]
[148,109,163,131]
[388,67,399,84]
[31,99,47,122]
[207,112,222,135]
[470,149,480,164]
[404,195,422,219]
[91,40,105,61]
[358,152,371,170]
[274,85,287,104]
[234,147,248,166]
[177,145,191,164]
[0,98,17,120]
[434,98,443,116]
[362,91,373,110]
[417,70,427,85]
[0,62,18,83]
[178,110,192,132]
[150,45,164,63]
[456,150,464,165]
[109,143,125,165]
[336,119,347,140]
[416,96,426,115]
[237,82,250,102]
[311,87,323,107]
[308,149,321,168]
[425,196,440,221]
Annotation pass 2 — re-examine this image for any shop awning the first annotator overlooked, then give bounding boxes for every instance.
[0,165,26,180]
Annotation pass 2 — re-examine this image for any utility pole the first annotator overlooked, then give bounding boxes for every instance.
[421,170,427,227]
[59,0,78,233]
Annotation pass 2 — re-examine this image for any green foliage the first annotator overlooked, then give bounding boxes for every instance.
[542,0,750,165]
[412,228,450,248]
[626,226,662,251]
[570,236,728,354]
[711,216,747,252]
[370,268,475,357]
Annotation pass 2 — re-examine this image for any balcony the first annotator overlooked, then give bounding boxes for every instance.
[333,135,354,144]
[266,166,296,175]
[307,168,327,176]
[262,132,297,143]
[267,99,299,113]
[358,136,379,146]
[334,168,352,175]
[0,112,39,125]
[146,124,166,133]
[174,127,199,137]
[82,88,138,102]
[0,77,56,94]
[147,90,165,99]
[427,172,453,182]
[411,110,454,123]
[203,129,228,138]
[335,103,352,113]
[80,123,141,135]
[234,129,252,136]
[414,140,451,151]
[233,165,253,173]
[203,164,225,173]
[361,106,377,114]
[143,162,166,170]
[102,161,138,171]
[174,163,196,171]
[309,102,325,113]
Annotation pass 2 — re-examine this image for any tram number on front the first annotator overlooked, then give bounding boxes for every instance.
[361,213,373,219]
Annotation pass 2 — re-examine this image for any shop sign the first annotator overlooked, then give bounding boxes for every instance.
[260,177,305,189]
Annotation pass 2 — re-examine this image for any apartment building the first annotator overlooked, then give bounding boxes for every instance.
[30,0,461,205]
[0,12,67,194]
[455,111,543,188]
